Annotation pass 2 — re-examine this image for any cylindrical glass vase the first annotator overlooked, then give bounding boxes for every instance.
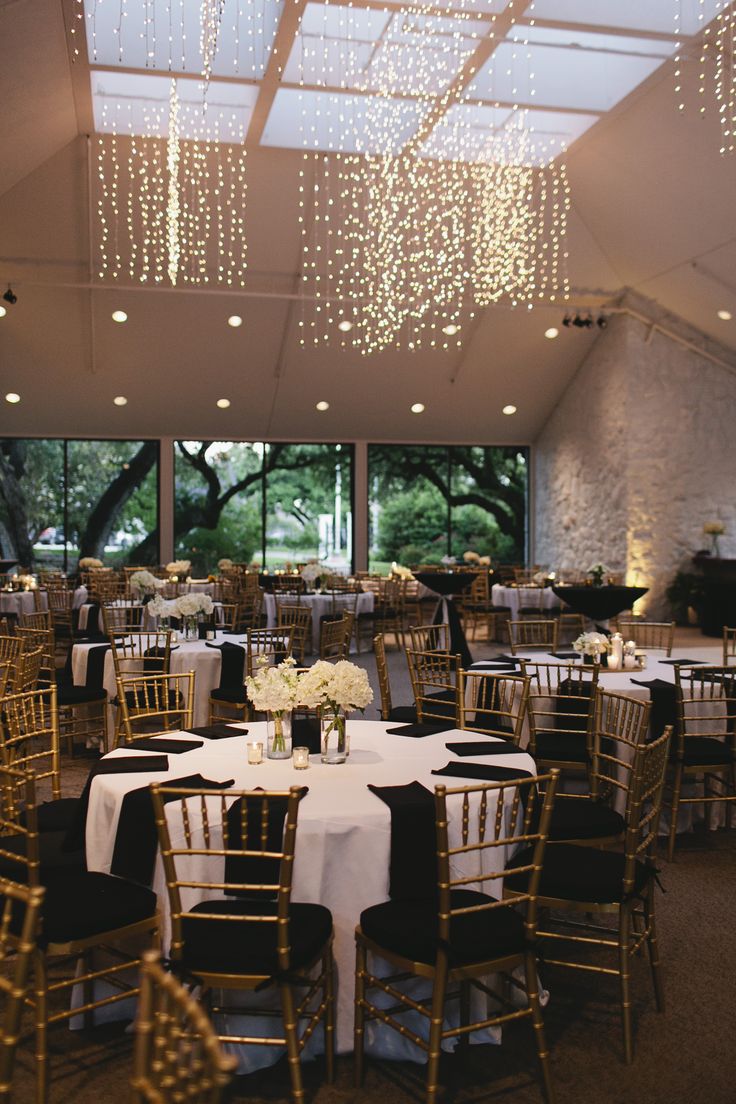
[267,711,292,759]
[321,708,349,764]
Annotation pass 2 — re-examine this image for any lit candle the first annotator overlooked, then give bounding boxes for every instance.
[292,746,310,770]
[247,742,263,765]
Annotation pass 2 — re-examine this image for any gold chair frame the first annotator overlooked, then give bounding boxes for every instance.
[405,649,460,725]
[616,620,675,656]
[116,671,195,745]
[458,669,530,745]
[507,619,559,655]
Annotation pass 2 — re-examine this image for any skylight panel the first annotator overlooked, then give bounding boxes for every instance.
[261,88,428,155]
[508,24,677,59]
[524,0,723,37]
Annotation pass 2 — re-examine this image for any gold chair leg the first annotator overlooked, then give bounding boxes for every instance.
[353,938,366,1088]
[644,898,665,1013]
[324,950,335,1084]
[458,980,470,1054]
[524,951,554,1104]
[619,908,634,1064]
[667,765,683,862]
[279,984,305,1104]
[33,949,49,1104]
[425,958,448,1104]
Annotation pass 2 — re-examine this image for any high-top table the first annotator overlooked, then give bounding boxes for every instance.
[552,584,648,622]
[84,720,535,1070]
[414,572,475,667]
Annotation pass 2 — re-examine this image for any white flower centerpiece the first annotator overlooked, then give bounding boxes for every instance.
[587,562,610,587]
[573,631,610,664]
[79,557,103,570]
[148,592,177,627]
[463,550,480,564]
[217,557,234,572]
[129,570,165,600]
[173,592,214,639]
[390,563,414,580]
[166,559,191,581]
[300,559,324,588]
[245,656,301,759]
[298,660,373,764]
[703,521,725,557]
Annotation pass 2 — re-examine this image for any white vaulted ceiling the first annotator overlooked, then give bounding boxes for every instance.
[0,0,735,443]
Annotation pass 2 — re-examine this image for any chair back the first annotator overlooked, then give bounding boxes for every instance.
[151,784,306,975]
[14,627,54,688]
[458,670,530,744]
[408,623,449,653]
[238,588,263,630]
[435,771,559,948]
[109,630,173,681]
[621,727,672,897]
[506,619,559,654]
[20,610,53,632]
[723,627,736,665]
[275,605,311,662]
[245,628,292,676]
[0,877,44,1103]
[674,665,736,759]
[11,645,44,694]
[103,605,145,634]
[0,766,40,887]
[319,612,354,660]
[0,637,21,697]
[617,620,674,656]
[116,672,195,743]
[406,649,460,724]
[373,634,392,718]
[214,603,240,632]
[0,686,61,801]
[590,689,651,805]
[520,661,598,762]
[131,950,237,1103]
[273,577,306,595]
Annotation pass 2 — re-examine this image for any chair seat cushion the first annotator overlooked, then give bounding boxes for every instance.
[505,843,651,905]
[37,798,81,833]
[181,900,333,976]
[38,872,156,946]
[387,705,418,723]
[0,830,86,884]
[360,890,526,966]
[548,799,624,842]
[58,685,107,705]
[676,737,734,765]
[534,730,588,764]
[209,686,247,704]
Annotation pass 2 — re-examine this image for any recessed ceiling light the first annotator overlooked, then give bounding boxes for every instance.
[717,309,732,321]
[111,310,127,323]
[5,392,20,404]
[442,323,459,336]
[337,320,353,332]
[411,402,425,414]
[502,404,517,416]
[0,306,6,319]
[316,400,330,411]
[216,398,231,409]
[113,395,128,406]
[227,315,243,328]
[545,327,559,339]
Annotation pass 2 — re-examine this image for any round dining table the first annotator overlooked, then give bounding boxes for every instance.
[84,720,535,1070]
[0,589,47,619]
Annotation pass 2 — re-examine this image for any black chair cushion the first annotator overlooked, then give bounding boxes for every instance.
[57,685,107,705]
[0,830,86,884]
[676,737,734,765]
[505,844,651,905]
[534,730,588,763]
[360,890,527,966]
[491,605,512,613]
[547,799,624,842]
[37,798,81,833]
[37,872,156,947]
[181,900,333,976]
[387,705,418,723]
[209,686,247,704]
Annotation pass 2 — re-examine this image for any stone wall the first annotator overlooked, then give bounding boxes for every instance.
[533,302,736,618]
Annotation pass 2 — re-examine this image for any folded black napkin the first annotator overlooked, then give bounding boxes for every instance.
[225,789,308,899]
[111,773,234,888]
[468,661,517,672]
[367,781,437,901]
[551,651,579,659]
[431,761,533,783]
[446,740,527,757]
[127,738,203,753]
[63,754,170,853]
[385,722,457,738]
[487,654,521,665]
[630,677,677,738]
[185,724,246,740]
[204,641,246,689]
[659,658,707,666]
[84,643,111,690]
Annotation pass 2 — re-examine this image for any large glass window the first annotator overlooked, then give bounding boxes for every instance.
[368,444,528,571]
[174,441,354,574]
[0,438,160,570]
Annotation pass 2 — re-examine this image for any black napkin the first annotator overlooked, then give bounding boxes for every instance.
[205,641,246,689]
[63,755,170,853]
[659,658,707,666]
[630,678,678,738]
[551,651,579,659]
[185,724,246,740]
[488,654,521,665]
[84,643,111,690]
[556,677,594,734]
[468,662,517,672]
[225,788,308,899]
[368,782,437,901]
[446,740,527,757]
[84,601,102,635]
[127,738,203,753]
[431,761,533,783]
[385,722,456,738]
[111,773,234,887]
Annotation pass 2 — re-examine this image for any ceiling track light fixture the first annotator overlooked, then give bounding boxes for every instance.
[3,286,18,306]
[562,312,608,330]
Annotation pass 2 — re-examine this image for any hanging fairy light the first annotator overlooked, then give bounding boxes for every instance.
[166,80,181,285]
[200,0,226,93]
[702,4,736,154]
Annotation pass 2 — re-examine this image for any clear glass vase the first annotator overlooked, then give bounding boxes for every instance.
[267,711,292,759]
[183,615,198,641]
[321,707,349,764]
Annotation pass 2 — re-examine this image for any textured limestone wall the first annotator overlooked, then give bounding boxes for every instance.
[533,310,736,617]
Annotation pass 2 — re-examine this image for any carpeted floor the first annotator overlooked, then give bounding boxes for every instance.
[10,626,736,1104]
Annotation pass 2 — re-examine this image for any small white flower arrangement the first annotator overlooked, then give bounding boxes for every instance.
[478,555,491,566]
[217,557,234,571]
[129,570,165,597]
[148,593,177,619]
[441,555,457,566]
[573,631,610,657]
[297,659,373,713]
[533,571,548,585]
[587,562,610,577]
[79,557,103,570]
[166,560,192,577]
[18,574,37,590]
[300,560,324,585]
[703,521,725,536]
[174,592,214,618]
[245,656,302,714]
[390,563,414,580]
[463,550,480,563]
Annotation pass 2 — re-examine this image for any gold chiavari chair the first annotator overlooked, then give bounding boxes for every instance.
[0,765,158,1104]
[207,629,292,724]
[0,636,21,697]
[520,661,598,775]
[319,611,354,660]
[374,634,416,723]
[504,727,671,1064]
[458,669,530,744]
[116,671,195,745]
[273,576,306,596]
[131,949,237,1104]
[666,665,736,861]
[722,625,736,665]
[214,602,240,632]
[109,629,173,741]
[405,649,460,724]
[20,610,53,633]
[44,583,75,639]
[276,605,312,664]
[14,626,54,688]
[408,622,449,653]
[557,610,586,645]
[616,620,675,656]
[355,773,560,1104]
[150,782,335,1104]
[102,604,145,635]
[238,587,264,631]
[9,644,43,695]
[507,618,559,655]
[0,879,44,1104]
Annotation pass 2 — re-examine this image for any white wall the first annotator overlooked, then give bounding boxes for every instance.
[534,307,736,617]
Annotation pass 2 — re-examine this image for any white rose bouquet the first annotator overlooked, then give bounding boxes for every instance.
[166,560,192,577]
[79,557,103,570]
[130,570,165,597]
[300,560,324,586]
[573,631,609,657]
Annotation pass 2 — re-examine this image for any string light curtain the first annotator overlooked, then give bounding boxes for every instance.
[674,0,734,155]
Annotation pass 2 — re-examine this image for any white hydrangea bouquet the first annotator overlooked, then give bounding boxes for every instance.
[463,550,480,563]
[218,557,234,571]
[390,563,414,580]
[298,660,373,763]
[573,631,609,659]
[300,559,324,586]
[148,593,177,621]
[79,557,103,570]
[174,593,214,618]
[129,570,165,598]
[246,657,301,756]
[166,559,191,578]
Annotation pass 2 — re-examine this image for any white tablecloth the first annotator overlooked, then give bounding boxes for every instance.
[71,632,244,727]
[85,720,535,1067]
[0,590,47,618]
[491,585,560,620]
[264,591,374,652]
